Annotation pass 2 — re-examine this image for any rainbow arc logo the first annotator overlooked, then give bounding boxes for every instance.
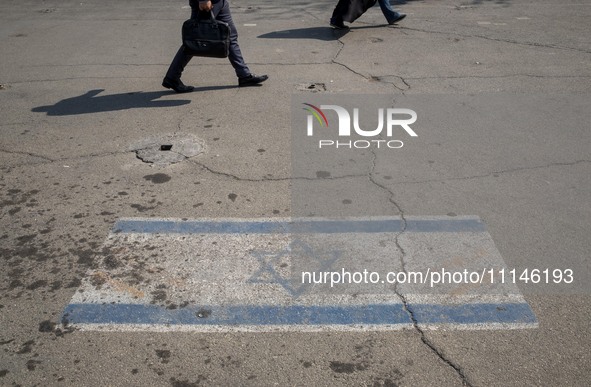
[303,103,329,127]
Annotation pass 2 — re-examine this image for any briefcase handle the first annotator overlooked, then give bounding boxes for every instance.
[196,10,215,21]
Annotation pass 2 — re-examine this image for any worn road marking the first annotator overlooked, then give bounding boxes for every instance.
[62,217,537,332]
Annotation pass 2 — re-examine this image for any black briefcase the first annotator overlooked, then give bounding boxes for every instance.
[182,11,230,58]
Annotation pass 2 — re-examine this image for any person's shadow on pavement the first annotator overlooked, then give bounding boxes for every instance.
[31,89,194,116]
[258,27,351,41]
[258,24,390,41]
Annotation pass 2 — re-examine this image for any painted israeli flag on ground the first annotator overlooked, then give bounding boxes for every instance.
[62,217,537,331]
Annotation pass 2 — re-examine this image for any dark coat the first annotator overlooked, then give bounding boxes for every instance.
[334,0,378,23]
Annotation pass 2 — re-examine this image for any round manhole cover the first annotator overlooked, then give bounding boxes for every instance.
[130,133,205,165]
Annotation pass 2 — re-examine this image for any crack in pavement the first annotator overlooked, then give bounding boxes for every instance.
[0,148,55,163]
[400,77,411,90]
[300,7,322,22]
[399,26,591,54]
[331,36,410,91]
[330,35,363,80]
[187,158,367,183]
[0,148,131,167]
[333,35,346,62]
[405,74,591,81]
[390,159,591,185]
[333,60,372,82]
[315,21,589,90]
[367,146,473,387]
[187,158,591,185]
[370,75,411,91]
[3,140,587,186]
[397,289,474,387]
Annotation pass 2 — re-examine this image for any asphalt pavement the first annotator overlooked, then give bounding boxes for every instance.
[1,0,590,386]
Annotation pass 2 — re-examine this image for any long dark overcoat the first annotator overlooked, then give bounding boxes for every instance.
[335,0,378,23]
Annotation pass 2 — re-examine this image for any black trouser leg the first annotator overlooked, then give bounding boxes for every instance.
[164,45,192,81]
[214,0,250,78]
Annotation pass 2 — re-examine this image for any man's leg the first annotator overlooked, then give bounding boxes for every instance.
[377,0,406,24]
[165,46,193,82]
[162,46,195,93]
[214,0,267,86]
[213,0,250,78]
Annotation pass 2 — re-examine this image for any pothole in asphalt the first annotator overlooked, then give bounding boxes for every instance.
[296,83,326,92]
[130,133,205,166]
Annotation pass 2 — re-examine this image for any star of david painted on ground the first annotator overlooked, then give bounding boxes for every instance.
[248,239,341,298]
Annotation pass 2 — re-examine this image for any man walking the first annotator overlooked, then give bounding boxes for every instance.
[163,0,268,93]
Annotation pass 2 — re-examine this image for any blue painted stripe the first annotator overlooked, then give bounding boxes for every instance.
[112,218,486,234]
[62,303,535,326]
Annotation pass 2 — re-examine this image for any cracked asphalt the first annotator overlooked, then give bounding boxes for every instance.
[1,0,590,386]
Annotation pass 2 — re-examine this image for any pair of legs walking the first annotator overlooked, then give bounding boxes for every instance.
[163,0,267,93]
[330,0,406,29]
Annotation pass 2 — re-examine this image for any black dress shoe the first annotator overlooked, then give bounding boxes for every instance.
[238,74,269,87]
[388,13,406,25]
[162,77,194,93]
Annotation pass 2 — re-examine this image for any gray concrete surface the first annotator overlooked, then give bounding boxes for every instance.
[1,0,590,386]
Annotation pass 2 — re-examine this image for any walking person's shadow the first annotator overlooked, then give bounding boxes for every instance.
[32,89,192,116]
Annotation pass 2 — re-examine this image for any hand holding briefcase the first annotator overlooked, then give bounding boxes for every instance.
[182,11,230,58]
